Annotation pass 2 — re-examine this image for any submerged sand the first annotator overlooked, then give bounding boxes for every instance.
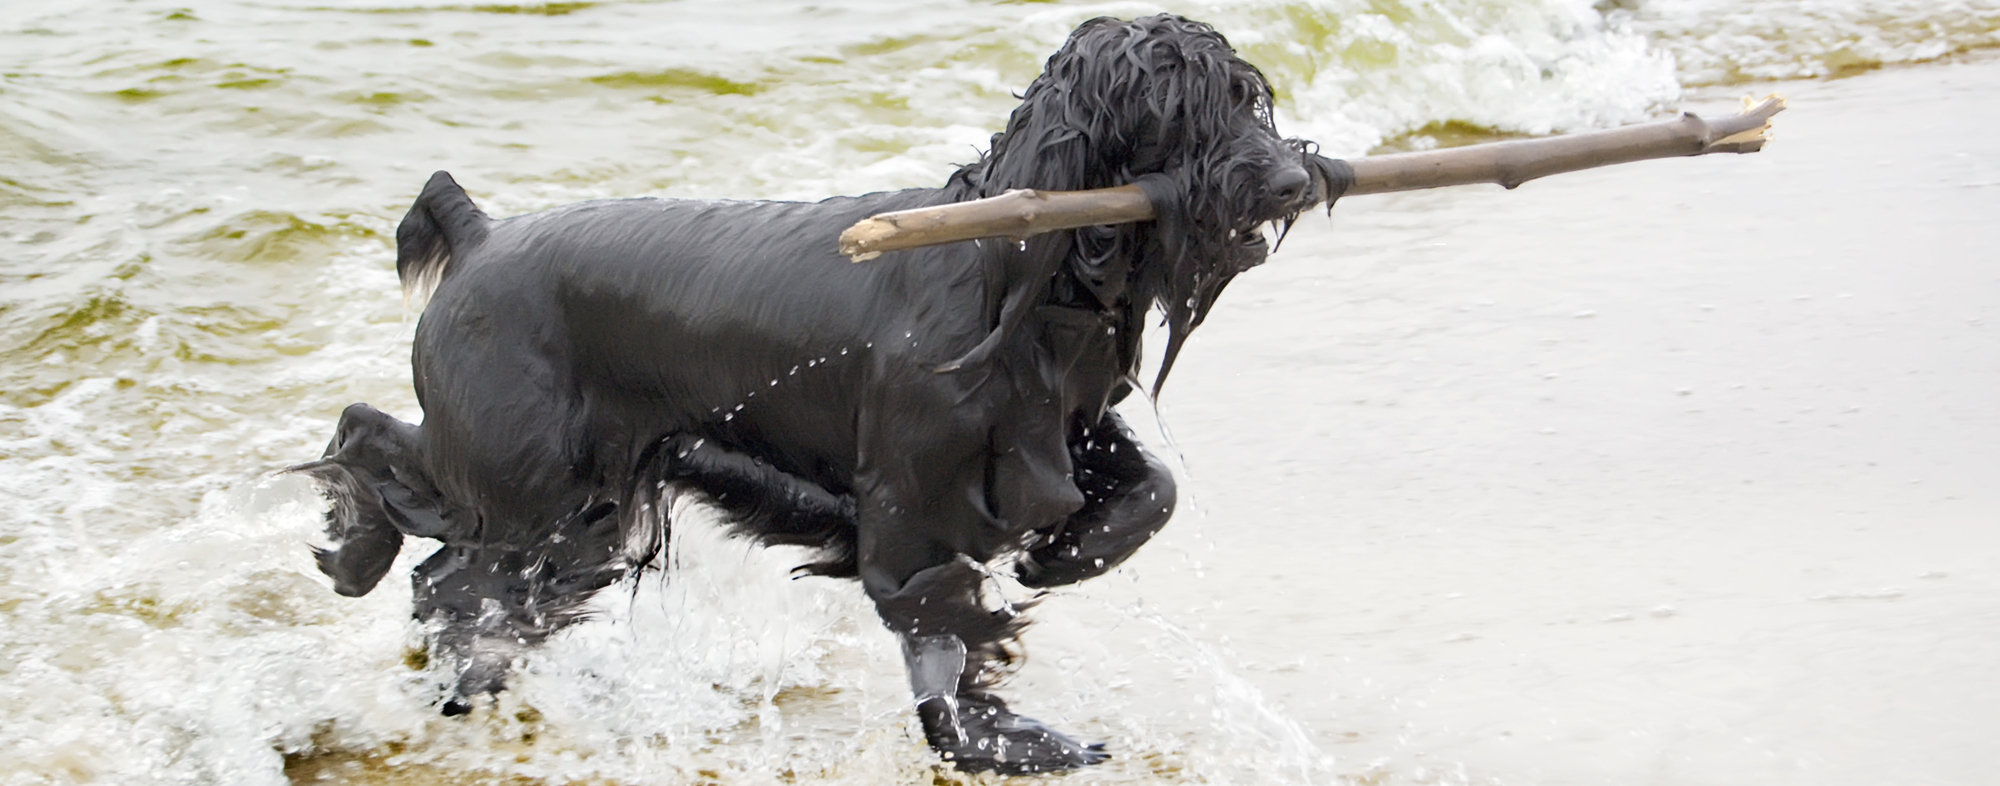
[1113,53,2000,785]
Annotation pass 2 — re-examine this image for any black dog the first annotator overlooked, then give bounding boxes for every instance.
[293,14,1346,774]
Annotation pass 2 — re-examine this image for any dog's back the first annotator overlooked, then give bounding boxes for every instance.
[394,173,992,551]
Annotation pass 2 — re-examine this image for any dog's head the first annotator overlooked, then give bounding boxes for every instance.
[959,14,1321,389]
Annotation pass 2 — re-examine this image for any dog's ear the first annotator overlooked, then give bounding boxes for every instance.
[972,15,1280,194]
[976,16,1244,194]
[965,15,1289,395]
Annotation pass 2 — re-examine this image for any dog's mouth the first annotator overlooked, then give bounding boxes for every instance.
[1233,169,1314,256]
[1228,217,1293,257]
[1228,224,1268,251]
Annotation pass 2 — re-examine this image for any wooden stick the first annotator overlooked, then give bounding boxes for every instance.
[1343,93,1784,195]
[839,186,1154,262]
[838,94,1784,261]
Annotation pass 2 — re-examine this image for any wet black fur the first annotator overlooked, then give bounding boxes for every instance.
[293,14,1345,773]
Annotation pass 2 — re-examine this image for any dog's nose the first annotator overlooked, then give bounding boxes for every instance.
[1266,165,1311,207]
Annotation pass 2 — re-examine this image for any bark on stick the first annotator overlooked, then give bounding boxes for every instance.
[839,186,1154,262]
[839,95,1784,261]
[1341,94,1784,195]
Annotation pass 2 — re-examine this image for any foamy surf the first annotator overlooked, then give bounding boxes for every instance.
[3,472,1338,784]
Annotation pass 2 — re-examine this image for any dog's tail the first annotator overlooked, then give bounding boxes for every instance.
[397,171,491,306]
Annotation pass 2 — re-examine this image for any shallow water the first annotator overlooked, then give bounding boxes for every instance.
[1140,63,2000,785]
[2,1,1997,784]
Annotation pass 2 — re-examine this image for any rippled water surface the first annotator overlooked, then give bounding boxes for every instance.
[3,1,1998,784]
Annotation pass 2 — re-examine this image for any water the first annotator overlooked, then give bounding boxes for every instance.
[4,1,1998,784]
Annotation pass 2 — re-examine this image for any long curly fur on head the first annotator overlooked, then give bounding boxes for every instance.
[951,14,1314,391]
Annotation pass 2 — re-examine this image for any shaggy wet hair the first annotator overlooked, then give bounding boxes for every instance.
[948,14,1316,389]
[296,13,1343,775]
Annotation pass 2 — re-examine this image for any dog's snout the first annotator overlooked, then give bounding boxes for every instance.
[1267,165,1310,206]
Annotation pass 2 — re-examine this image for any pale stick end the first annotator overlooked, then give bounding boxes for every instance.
[840,218,896,262]
[1745,92,1788,116]
[1712,126,1770,149]
[1708,93,1786,152]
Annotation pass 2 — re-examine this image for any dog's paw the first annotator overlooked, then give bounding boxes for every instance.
[920,693,1108,775]
[427,629,526,717]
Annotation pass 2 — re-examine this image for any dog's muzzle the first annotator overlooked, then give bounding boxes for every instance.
[1264,163,1312,213]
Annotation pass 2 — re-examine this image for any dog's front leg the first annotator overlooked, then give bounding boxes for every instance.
[899,625,1107,776]
[861,537,1107,773]
[1016,410,1176,588]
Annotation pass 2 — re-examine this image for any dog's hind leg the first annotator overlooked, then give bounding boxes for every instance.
[413,501,628,715]
[289,403,462,597]
[1015,410,1176,588]
[410,543,523,714]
